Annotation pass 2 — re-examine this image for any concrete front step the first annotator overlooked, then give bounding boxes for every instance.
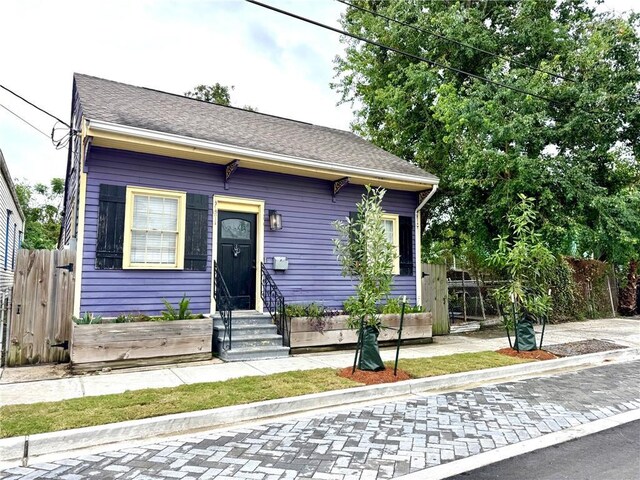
[217,345,290,362]
[213,323,278,337]
[212,311,288,362]
[214,334,284,350]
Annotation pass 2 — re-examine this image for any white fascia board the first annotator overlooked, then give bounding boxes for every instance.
[87,119,440,187]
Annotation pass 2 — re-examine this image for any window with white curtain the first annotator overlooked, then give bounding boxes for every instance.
[123,186,186,269]
[382,213,400,275]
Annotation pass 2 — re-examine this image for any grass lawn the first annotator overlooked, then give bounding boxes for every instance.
[0,351,531,438]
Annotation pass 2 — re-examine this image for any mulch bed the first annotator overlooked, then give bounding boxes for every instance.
[496,348,557,360]
[543,339,627,357]
[337,367,412,385]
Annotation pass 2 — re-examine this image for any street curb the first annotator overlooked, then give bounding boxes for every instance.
[394,409,640,480]
[1,347,638,466]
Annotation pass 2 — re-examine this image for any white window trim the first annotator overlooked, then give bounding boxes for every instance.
[122,186,186,270]
[382,213,400,275]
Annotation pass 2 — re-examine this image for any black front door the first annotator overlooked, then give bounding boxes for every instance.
[217,211,256,310]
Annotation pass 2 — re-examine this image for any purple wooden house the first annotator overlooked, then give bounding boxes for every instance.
[62,74,439,360]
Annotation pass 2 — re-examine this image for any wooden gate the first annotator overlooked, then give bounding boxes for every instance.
[421,263,449,335]
[7,249,75,366]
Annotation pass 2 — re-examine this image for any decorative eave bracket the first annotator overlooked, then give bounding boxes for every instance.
[82,136,93,173]
[224,160,239,190]
[332,177,350,203]
[418,189,431,205]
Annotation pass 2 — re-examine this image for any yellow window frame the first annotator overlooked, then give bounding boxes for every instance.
[382,213,400,275]
[122,186,186,270]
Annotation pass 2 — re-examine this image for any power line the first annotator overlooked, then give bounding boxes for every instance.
[337,0,575,83]
[0,103,51,139]
[246,0,566,108]
[0,83,70,128]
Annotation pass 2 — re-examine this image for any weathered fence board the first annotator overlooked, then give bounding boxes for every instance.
[7,249,75,366]
[421,263,449,335]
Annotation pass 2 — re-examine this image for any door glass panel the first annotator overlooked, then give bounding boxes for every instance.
[220,218,251,239]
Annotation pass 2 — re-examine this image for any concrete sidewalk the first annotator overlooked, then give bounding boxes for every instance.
[1,317,639,407]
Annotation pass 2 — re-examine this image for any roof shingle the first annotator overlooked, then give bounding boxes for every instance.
[74,74,437,184]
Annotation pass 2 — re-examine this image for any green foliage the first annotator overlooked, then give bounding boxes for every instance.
[334,1,640,267]
[114,314,133,324]
[547,260,582,323]
[15,178,63,249]
[184,83,232,105]
[73,312,102,325]
[488,195,556,318]
[333,186,396,329]
[184,83,258,112]
[379,297,423,314]
[160,295,193,321]
[285,302,326,318]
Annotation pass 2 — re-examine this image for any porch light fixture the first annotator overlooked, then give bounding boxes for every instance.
[269,210,282,230]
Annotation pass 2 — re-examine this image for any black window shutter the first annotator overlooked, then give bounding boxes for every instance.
[399,216,413,276]
[95,184,126,270]
[184,193,209,271]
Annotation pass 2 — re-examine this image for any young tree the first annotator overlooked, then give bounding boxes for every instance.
[333,186,396,371]
[488,195,556,349]
[15,178,64,249]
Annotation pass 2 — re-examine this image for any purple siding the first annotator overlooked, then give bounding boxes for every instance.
[80,147,418,316]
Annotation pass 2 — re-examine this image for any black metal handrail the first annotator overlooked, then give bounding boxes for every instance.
[214,261,233,351]
[261,262,289,347]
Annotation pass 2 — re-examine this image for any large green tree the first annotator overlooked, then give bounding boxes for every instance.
[334,1,640,271]
[15,178,64,249]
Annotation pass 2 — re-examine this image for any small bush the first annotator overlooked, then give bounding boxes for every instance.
[161,295,193,321]
[73,312,102,325]
[379,297,423,314]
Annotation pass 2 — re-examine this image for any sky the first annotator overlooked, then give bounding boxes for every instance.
[0,0,637,186]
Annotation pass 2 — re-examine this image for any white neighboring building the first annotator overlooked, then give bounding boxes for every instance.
[0,149,25,290]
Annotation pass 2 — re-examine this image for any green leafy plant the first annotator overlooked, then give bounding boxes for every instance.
[114,314,133,323]
[72,312,102,325]
[285,303,330,333]
[161,295,193,321]
[380,298,423,314]
[333,186,396,330]
[488,194,556,321]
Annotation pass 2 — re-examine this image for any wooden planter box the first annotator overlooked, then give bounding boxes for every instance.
[290,312,432,350]
[70,318,212,372]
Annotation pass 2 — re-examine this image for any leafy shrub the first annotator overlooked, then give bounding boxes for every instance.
[73,312,102,325]
[161,295,193,321]
[379,297,423,314]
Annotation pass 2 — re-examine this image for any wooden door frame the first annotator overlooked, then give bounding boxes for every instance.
[211,195,264,313]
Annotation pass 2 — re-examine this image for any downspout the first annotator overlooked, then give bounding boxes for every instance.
[415,185,439,306]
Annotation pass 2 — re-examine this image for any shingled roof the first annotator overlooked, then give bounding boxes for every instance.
[74,74,438,185]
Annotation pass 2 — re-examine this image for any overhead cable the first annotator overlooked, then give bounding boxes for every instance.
[246,0,567,108]
[0,83,71,128]
[0,103,51,139]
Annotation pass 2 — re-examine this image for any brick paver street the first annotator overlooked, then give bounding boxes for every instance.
[2,360,639,480]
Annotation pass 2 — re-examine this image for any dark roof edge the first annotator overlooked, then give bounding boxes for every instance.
[0,149,26,223]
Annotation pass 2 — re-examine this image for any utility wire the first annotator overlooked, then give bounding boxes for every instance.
[0,103,51,139]
[337,0,575,83]
[0,83,71,128]
[246,0,567,107]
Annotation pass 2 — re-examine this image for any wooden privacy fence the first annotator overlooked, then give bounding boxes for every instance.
[421,263,449,335]
[7,249,75,366]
